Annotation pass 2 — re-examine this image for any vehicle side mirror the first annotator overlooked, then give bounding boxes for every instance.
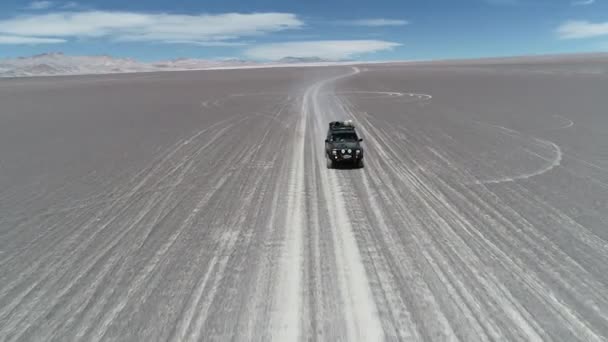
[359,138,363,142]
[325,139,329,143]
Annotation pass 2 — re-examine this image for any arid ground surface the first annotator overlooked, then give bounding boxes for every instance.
[1,58,607,341]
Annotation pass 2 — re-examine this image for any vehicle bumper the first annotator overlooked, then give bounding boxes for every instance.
[329,154,363,163]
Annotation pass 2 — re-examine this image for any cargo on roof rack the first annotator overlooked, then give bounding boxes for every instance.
[329,120,355,131]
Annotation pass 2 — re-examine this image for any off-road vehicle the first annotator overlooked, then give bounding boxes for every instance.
[325,120,364,169]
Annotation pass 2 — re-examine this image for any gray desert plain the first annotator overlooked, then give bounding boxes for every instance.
[1,55,608,341]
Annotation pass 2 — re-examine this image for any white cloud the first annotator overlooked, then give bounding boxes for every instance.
[163,40,249,47]
[557,20,608,39]
[338,18,409,27]
[25,1,54,10]
[572,0,595,5]
[0,35,65,44]
[244,40,401,60]
[0,11,302,44]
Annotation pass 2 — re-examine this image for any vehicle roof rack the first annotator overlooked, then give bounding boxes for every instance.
[329,120,355,130]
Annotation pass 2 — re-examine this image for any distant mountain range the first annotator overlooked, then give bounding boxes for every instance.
[277,56,343,63]
[0,52,342,78]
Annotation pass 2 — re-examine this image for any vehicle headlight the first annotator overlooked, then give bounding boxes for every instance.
[332,150,338,155]
[356,149,361,154]
[348,149,352,154]
[341,149,346,154]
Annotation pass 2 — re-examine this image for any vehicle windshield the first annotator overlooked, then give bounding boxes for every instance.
[331,132,358,142]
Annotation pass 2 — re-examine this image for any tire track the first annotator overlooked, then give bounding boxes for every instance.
[330,86,608,341]
[304,67,385,341]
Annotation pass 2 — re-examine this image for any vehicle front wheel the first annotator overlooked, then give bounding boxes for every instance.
[357,159,364,169]
[327,157,334,169]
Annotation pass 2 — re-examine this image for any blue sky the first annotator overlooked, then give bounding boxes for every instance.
[0,0,607,61]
